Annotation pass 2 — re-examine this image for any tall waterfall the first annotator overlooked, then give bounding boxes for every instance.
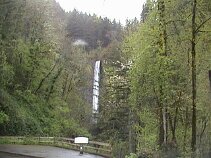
[93,61,101,114]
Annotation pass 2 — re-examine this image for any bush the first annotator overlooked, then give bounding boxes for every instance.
[125,153,138,158]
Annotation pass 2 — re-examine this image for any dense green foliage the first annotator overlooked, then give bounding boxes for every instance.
[96,0,211,157]
[126,0,211,154]
[1,0,211,157]
[67,9,122,49]
[0,0,123,138]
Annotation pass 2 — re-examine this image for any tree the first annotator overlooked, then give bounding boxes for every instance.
[121,0,211,156]
[191,0,197,151]
[0,0,93,137]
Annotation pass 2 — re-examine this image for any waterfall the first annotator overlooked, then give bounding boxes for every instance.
[93,61,101,114]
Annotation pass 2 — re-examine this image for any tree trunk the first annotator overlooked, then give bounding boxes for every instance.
[159,105,165,146]
[65,77,74,101]
[128,108,136,153]
[163,108,167,144]
[158,0,168,147]
[35,62,57,94]
[191,0,197,152]
[62,73,69,98]
[169,106,178,143]
[46,68,63,102]
[183,107,189,151]
[209,70,211,92]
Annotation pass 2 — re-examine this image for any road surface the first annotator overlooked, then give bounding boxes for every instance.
[0,144,105,158]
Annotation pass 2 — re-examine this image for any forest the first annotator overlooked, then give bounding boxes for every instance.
[0,0,211,157]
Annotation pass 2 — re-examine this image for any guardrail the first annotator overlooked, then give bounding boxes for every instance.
[0,136,112,157]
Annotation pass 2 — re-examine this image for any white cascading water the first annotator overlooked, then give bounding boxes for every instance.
[93,61,101,114]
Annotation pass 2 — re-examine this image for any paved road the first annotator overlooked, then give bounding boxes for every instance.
[0,151,35,158]
[0,144,105,158]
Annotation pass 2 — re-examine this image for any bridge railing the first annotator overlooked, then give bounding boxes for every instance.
[0,136,112,157]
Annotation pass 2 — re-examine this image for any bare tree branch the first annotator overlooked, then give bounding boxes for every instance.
[196,16,211,33]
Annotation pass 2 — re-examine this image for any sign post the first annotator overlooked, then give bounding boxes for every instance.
[74,137,89,155]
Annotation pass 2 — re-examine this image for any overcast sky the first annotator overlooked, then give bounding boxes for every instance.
[55,0,146,25]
